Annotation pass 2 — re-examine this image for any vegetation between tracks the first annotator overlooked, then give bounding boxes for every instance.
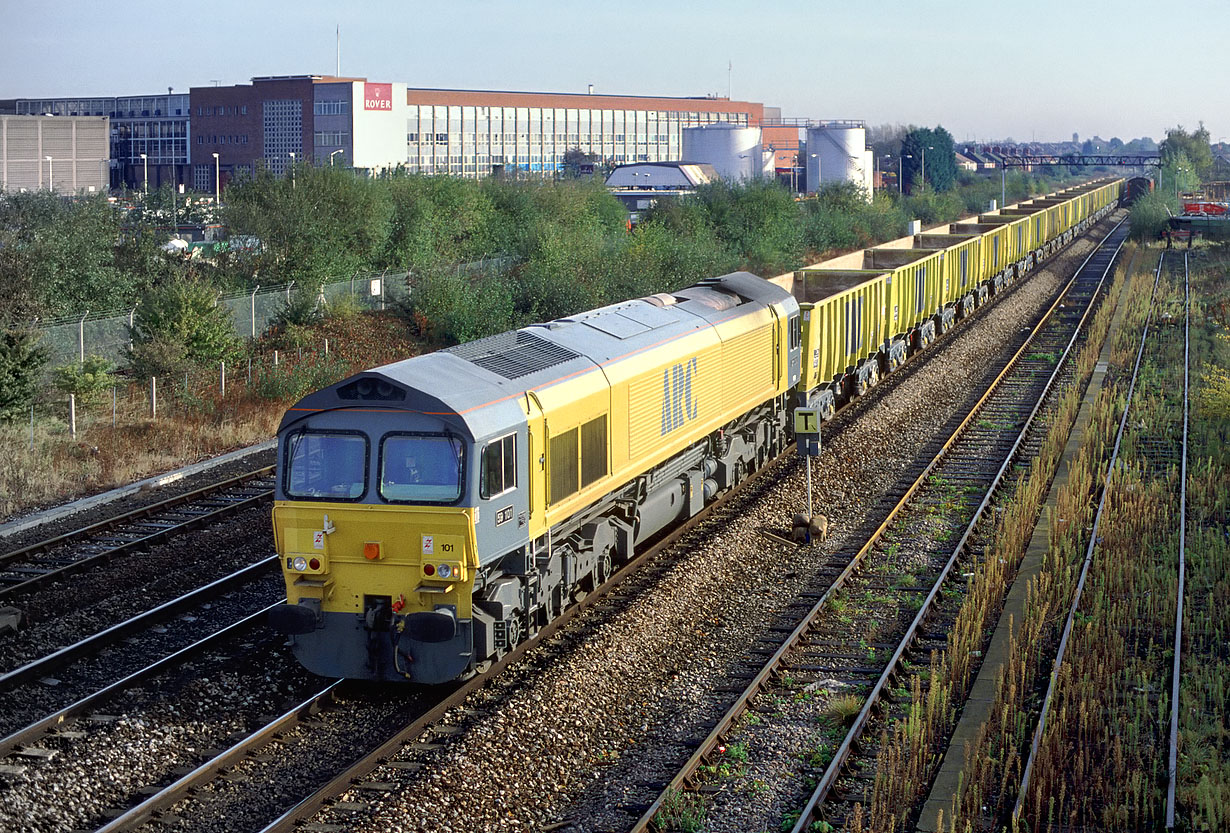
[846,247,1135,833]
[917,244,1230,832]
[938,252,1154,831]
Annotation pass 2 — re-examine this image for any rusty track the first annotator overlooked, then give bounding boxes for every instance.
[630,217,1128,833]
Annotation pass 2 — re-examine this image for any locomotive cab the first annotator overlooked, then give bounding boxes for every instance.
[269,365,530,684]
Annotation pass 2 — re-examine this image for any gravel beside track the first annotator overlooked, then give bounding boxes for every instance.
[254,227,1111,833]
[0,574,283,740]
[0,505,275,674]
[0,634,322,833]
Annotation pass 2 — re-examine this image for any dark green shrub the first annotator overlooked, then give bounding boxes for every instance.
[0,327,48,421]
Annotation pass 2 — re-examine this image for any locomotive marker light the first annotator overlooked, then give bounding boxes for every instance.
[793,409,822,543]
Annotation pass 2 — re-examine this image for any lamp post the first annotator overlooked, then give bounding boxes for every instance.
[140,152,148,194]
[288,152,296,188]
[903,154,912,193]
[921,145,934,189]
[45,156,53,192]
[328,148,343,166]
[212,152,220,206]
[810,153,819,193]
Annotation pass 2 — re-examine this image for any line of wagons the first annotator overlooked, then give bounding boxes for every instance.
[268,178,1122,684]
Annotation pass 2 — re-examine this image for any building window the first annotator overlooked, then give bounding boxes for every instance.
[314,131,350,146]
[313,99,349,116]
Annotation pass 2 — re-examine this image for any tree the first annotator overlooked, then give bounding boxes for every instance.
[560,147,598,179]
[0,327,48,421]
[222,163,393,289]
[900,126,958,192]
[1158,124,1214,180]
[0,192,140,320]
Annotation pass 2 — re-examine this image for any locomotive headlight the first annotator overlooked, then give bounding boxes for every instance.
[437,563,453,579]
[292,556,308,572]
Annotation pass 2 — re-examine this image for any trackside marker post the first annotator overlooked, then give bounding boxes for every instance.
[794,408,821,543]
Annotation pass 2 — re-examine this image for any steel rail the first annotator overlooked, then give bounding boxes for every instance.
[0,602,281,758]
[1013,249,1167,821]
[628,217,1129,833]
[0,466,273,565]
[246,207,1123,833]
[93,679,344,833]
[0,467,275,601]
[0,556,278,691]
[1165,251,1190,830]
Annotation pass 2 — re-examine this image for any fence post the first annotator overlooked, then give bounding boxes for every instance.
[150,376,157,418]
[286,281,295,303]
[30,405,34,451]
[128,306,137,351]
[112,386,117,428]
[220,361,226,396]
[78,310,89,364]
[247,357,252,384]
[380,269,387,311]
[69,394,77,439]
[273,350,279,368]
[324,338,329,355]
[250,284,260,338]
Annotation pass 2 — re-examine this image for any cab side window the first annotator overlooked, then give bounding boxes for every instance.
[480,434,516,499]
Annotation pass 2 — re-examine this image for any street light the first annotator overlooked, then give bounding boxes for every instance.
[288,152,296,188]
[140,152,148,194]
[921,145,934,189]
[810,153,819,193]
[328,149,343,166]
[45,156,53,191]
[903,154,912,193]
[212,152,220,206]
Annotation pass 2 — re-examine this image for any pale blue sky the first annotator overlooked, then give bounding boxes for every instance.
[3,0,1225,143]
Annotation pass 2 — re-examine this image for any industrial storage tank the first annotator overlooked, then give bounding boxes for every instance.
[681,124,763,182]
[805,122,872,198]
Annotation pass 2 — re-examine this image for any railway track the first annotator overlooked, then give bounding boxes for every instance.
[629,218,1129,833]
[0,216,1119,833]
[1011,248,1191,830]
[0,467,275,601]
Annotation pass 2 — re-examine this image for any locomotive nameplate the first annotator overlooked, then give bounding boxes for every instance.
[495,505,514,526]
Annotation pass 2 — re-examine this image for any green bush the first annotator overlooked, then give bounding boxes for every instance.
[1129,191,1176,241]
[253,353,350,401]
[0,327,48,421]
[52,355,117,404]
[127,279,242,378]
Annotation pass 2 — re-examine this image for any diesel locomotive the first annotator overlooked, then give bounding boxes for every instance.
[269,178,1122,683]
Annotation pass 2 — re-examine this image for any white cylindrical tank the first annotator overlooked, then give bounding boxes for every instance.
[805,123,868,195]
[682,124,762,182]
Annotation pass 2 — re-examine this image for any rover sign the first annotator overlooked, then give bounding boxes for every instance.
[364,82,393,111]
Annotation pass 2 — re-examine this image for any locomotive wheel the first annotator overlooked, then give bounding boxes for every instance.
[596,548,614,585]
[505,615,524,651]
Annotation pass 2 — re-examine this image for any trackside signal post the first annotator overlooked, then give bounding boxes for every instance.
[794,408,821,542]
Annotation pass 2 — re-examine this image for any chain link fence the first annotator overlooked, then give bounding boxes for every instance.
[34,255,517,372]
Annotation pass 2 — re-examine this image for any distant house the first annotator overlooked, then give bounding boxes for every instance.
[954,152,977,172]
[962,149,998,171]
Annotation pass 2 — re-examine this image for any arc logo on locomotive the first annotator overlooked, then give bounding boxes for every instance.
[660,357,699,435]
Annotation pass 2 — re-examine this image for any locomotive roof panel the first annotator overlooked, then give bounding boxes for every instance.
[282,272,793,432]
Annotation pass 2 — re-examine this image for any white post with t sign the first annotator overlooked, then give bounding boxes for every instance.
[793,408,821,543]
